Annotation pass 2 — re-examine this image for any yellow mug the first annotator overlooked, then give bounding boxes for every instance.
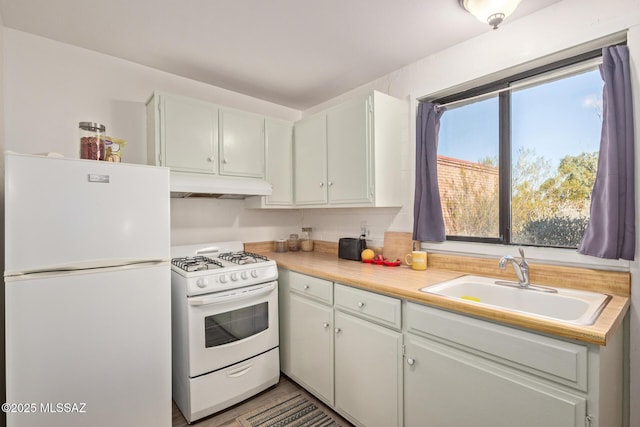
[405,251,427,271]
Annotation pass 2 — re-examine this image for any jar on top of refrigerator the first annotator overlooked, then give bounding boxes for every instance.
[79,122,106,161]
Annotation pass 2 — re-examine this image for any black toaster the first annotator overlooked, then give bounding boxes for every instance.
[338,237,366,261]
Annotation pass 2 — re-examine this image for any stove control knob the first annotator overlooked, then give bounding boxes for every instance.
[251,270,259,278]
[219,275,227,284]
[231,273,238,281]
[196,278,209,288]
[241,271,249,280]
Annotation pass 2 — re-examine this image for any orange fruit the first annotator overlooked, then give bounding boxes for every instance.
[361,249,375,260]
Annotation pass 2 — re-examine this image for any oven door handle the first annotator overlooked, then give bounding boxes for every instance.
[188,282,276,307]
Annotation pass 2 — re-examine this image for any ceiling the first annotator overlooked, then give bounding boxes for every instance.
[0,0,561,110]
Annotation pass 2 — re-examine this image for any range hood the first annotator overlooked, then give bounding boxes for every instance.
[170,172,273,199]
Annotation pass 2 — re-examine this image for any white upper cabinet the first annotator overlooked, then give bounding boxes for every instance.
[293,90,403,208]
[264,119,294,206]
[326,96,371,204]
[294,113,328,205]
[244,118,295,208]
[147,92,267,179]
[219,108,265,178]
[151,93,219,173]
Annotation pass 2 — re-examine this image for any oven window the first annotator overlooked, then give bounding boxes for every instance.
[204,302,269,348]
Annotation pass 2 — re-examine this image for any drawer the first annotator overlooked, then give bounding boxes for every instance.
[289,271,333,304]
[334,284,401,329]
[406,302,588,391]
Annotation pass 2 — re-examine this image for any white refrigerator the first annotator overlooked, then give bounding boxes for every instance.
[4,152,172,427]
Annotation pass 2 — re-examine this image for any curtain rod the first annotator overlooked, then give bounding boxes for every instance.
[434,57,603,111]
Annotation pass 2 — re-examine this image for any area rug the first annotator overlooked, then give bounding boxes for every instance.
[236,391,345,427]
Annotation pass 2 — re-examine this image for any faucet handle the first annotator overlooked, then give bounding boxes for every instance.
[518,247,529,268]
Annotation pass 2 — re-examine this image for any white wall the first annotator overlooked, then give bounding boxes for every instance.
[2,29,303,246]
[302,0,640,424]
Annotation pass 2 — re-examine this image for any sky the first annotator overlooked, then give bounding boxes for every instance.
[438,67,603,171]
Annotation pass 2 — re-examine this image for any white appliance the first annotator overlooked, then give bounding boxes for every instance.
[4,152,172,427]
[170,242,280,423]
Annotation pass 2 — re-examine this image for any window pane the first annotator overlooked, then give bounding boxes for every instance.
[438,96,500,238]
[511,68,602,247]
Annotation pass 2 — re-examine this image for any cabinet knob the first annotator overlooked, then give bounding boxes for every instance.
[328,181,334,186]
[303,285,310,290]
[207,156,215,162]
[334,328,342,334]
[323,322,330,328]
[223,158,228,164]
[357,301,365,308]
[319,182,325,187]
[407,358,415,366]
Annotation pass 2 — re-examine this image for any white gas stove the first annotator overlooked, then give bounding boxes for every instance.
[170,241,280,423]
[171,241,278,296]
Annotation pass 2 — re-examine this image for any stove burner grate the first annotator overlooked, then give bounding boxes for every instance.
[218,251,269,265]
[172,256,223,272]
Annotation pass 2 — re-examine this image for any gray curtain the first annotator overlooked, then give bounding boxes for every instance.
[413,102,446,241]
[578,45,635,260]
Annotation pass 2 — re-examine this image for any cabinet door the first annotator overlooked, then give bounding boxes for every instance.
[277,269,292,375]
[161,94,218,173]
[289,293,334,405]
[294,114,327,205]
[334,311,402,427]
[404,334,586,427]
[327,95,372,204]
[219,109,265,178]
[265,119,293,205]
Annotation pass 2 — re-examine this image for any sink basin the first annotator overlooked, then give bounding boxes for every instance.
[420,275,611,325]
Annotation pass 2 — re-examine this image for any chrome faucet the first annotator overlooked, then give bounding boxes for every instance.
[499,247,530,287]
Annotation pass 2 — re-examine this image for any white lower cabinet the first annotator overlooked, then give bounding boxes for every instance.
[280,269,624,427]
[334,310,402,427]
[404,334,586,427]
[404,302,624,427]
[279,270,402,427]
[289,293,334,404]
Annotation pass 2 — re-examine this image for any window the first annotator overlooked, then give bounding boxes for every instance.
[435,52,603,248]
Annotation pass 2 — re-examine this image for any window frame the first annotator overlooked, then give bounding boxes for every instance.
[432,48,606,248]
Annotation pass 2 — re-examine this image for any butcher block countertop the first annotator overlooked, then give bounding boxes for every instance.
[251,246,630,347]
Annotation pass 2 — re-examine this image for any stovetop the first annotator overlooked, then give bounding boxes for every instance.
[218,251,269,265]
[170,242,278,296]
[171,251,270,272]
[171,256,223,272]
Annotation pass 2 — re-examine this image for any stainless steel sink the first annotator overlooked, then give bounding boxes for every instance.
[420,275,610,325]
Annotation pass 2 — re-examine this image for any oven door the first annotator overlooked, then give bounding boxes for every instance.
[187,281,278,377]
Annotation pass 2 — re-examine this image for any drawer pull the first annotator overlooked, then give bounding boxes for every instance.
[303,285,310,290]
[357,301,365,308]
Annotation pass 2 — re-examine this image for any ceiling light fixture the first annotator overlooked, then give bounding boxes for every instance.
[459,0,523,30]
